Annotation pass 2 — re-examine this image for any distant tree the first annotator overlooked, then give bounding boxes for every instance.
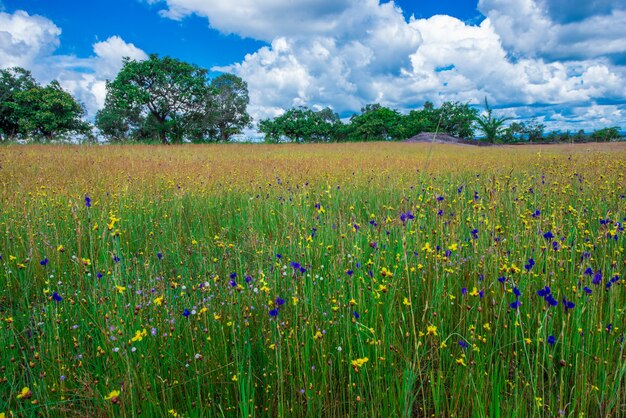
[525,119,545,142]
[347,104,403,141]
[205,74,251,142]
[591,126,621,142]
[14,80,89,141]
[502,119,545,143]
[0,67,38,141]
[99,54,208,144]
[258,106,341,143]
[436,101,478,139]
[474,98,509,143]
[400,105,438,138]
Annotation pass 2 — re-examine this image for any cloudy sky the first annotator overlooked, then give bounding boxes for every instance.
[1,0,625,133]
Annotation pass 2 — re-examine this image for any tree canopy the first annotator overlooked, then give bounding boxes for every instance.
[0,68,87,142]
[96,55,251,143]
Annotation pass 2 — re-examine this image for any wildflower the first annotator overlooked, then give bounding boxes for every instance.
[455,357,467,366]
[52,292,62,302]
[269,309,279,317]
[40,258,49,266]
[314,331,324,340]
[547,335,555,346]
[157,252,163,260]
[115,285,126,293]
[513,287,521,297]
[131,329,147,342]
[353,311,360,319]
[403,297,411,306]
[469,287,479,297]
[592,271,602,285]
[275,297,285,306]
[426,325,438,336]
[16,386,32,399]
[458,340,469,350]
[583,287,592,294]
[509,299,521,309]
[562,298,575,311]
[543,231,554,240]
[470,229,479,239]
[524,258,535,271]
[351,357,369,368]
[182,309,191,317]
[104,389,120,401]
[231,374,238,382]
[154,296,164,306]
[85,195,91,207]
[532,209,541,218]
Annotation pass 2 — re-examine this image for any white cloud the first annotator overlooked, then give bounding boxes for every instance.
[478,0,626,62]
[0,10,147,118]
[0,10,61,68]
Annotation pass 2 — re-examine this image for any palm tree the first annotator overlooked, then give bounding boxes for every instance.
[475,98,509,143]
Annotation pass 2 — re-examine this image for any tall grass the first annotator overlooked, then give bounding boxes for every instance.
[0,142,625,417]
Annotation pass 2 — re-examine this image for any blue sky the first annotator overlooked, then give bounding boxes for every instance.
[1,0,625,133]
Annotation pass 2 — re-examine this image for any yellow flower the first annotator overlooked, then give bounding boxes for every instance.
[403,297,411,306]
[231,374,238,382]
[448,243,458,251]
[456,357,467,366]
[16,386,32,399]
[115,285,126,293]
[351,357,369,368]
[56,245,64,252]
[131,329,147,342]
[469,287,479,297]
[426,325,438,336]
[154,296,164,306]
[314,331,323,340]
[104,389,120,400]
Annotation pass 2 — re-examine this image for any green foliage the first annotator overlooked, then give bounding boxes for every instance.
[591,126,622,142]
[502,119,545,143]
[1,68,87,142]
[0,67,38,141]
[97,55,251,144]
[346,104,404,141]
[259,106,342,143]
[474,98,509,143]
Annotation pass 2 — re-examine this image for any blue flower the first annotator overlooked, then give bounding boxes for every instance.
[347,270,354,277]
[547,335,555,346]
[592,271,602,285]
[182,309,191,317]
[513,287,521,297]
[531,209,541,218]
[276,253,282,259]
[470,229,479,239]
[157,252,163,260]
[510,300,521,309]
[245,275,253,283]
[85,195,91,208]
[537,286,551,297]
[52,292,63,302]
[353,311,360,319]
[40,258,49,266]
[562,298,575,311]
[543,231,554,240]
[583,286,592,294]
[458,340,469,349]
[524,258,535,271]
[269,309,279,317]
[229,279,237,287]
[497,276,507,283]
[275,297,285,306]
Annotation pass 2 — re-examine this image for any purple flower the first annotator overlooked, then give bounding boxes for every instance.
[592,271,602,285]
[229,280,237,287]
[290,261,301,270]
[275,297,285,306]
[583,286,592,294]
[40,258,49,266]
[498,276,507,283]
[543,231,554,240]
[245,275,253,283]
[347,270,354,277]
[532,209,541,218]
[562,298,575,311]
[470,229,479,239]
[269,309,279,317]
[461,287,467,296]
[157,252,163,260]
[97,272,103,279]
[510,299,521,309]
[276,253,282,259]
[547,335,555,346]
[458,340,469,349]
[537,286,551,297]
[52,292,63,302]
[513,287,521,297]
[524,258,535,271]
[85,195,91,208]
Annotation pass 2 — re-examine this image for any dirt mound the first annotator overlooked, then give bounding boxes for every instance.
[405,132,492,146]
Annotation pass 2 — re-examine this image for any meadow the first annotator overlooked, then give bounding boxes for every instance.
[0,142,625,417]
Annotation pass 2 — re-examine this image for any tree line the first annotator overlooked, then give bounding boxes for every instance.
[259,99,622,144]
[1,55,622,144]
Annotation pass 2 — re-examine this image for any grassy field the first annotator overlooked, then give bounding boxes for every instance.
[0,142,625,417]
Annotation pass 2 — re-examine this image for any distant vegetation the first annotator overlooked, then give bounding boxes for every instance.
[0,60,623,144]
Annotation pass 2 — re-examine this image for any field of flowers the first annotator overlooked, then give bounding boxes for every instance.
[0,142,625,417]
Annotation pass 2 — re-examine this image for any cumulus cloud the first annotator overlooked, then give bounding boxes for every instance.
[0,10,147,117]
[478,0,626,62]
[0,10,61,68]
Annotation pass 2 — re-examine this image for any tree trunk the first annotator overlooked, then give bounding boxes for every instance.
[160,129,167,144]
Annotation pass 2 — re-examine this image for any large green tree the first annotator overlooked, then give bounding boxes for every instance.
[98,54,208,144]
[207,74,252,142]
[13,80,89,141]
[0,67,37,141]
[346,104,403,141]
